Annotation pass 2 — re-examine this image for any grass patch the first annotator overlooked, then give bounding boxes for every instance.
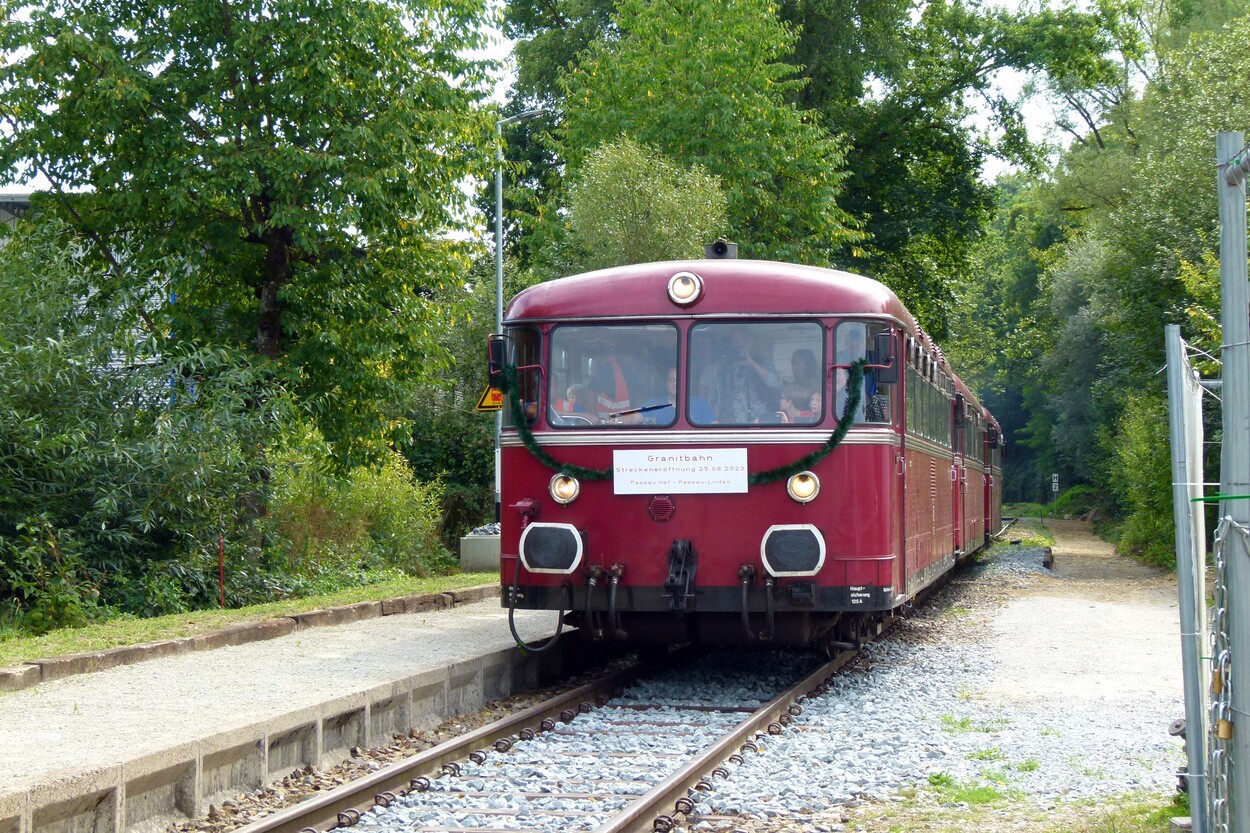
[1012,518,1056,548]
[980,767,1011,785]
[941,713,1009,734]
[1045,793,1187,833]
[980,517,1055,559]
[0,572,498,667]
[1016,758,1041,772]
[841,789,1180,833]
[968,746,1007,762]
[926,772,1010,805]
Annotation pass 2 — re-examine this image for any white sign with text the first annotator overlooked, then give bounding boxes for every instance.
[613,448,749,494]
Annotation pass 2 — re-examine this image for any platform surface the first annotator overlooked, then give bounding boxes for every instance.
[0,598,557,794]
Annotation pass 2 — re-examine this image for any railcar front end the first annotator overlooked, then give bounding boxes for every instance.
[493,259,998,648]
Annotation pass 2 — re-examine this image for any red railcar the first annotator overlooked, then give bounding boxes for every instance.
[494,257,1002,648]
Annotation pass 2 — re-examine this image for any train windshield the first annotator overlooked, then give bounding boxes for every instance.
[548,324,679,427]
[688,321,824,426]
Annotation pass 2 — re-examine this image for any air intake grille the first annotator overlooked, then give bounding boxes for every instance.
[648,495,676,522]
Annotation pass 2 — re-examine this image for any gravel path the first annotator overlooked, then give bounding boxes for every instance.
[701,520,1186,832]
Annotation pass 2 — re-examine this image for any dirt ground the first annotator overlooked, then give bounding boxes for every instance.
[739,519,1188,833]
[983,519,1182,707]
[1039,519,1178,602]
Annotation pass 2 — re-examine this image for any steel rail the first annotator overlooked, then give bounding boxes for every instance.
[231,664,644,833]
[592,648,860,833]
[229,643,884,833]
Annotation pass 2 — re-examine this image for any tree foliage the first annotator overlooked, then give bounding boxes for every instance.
[504,0,1128,335]
[0,0,498,466]
[950,3,1250,560]
[557,0,860,265]
[780,0,1129,334]
[565,138,727,271]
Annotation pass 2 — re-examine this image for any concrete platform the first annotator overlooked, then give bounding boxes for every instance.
[0,597,573,833]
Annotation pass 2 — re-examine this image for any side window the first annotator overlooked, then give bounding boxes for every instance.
[941,383,952,448]
[915,367,925,437]
[834,321,894,425]
[504,327,541,427]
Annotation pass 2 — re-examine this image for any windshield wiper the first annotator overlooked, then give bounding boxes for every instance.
[606,402,672,420]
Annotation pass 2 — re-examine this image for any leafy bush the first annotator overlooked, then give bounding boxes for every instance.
[402,258,498,546]
[1107,392,1175,568]
[404,401,494,547]
[1049,485,1107,519]
[0,517,103,634]
[0,219,281,628]
[265,433,454,579]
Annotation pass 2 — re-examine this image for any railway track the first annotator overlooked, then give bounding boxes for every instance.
[232,648,861,833]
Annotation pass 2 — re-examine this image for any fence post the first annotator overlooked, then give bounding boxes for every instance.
[1166,324,1208,832]
[1217,130,1249,833]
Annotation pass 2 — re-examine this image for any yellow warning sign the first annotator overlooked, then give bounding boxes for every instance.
[476,386,504,412]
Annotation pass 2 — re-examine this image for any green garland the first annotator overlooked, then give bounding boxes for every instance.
[750,359,865,484]
[503,364,614,480]
[502,359,867,485]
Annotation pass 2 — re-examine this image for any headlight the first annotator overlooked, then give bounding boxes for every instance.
[786,471,820,504]
[549,473,580,504]
[667,271,703,305]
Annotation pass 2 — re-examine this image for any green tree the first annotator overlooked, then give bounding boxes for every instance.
[402,256,518,545]
[778,0,1129,335]
[558,0,860,265]
[952,5,1250,546]
[509,0,617,107]
[0,0,497,467]
[504,0,1127,334]
[565,139,727,271]
[0,219,277,629]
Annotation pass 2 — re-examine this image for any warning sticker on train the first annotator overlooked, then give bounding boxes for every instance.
[613,448,748,494]
[475,386,504,412]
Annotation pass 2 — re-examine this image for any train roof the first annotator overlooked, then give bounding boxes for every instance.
[505,259,915,324]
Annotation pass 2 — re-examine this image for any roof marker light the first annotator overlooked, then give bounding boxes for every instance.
[667,271,703,306]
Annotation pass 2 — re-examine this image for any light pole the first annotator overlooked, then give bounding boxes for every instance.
[494,108,546,522]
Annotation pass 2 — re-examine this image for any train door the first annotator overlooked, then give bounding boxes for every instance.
[951,395,966,556]
[962,410,983,552]
[884,327,905,597]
